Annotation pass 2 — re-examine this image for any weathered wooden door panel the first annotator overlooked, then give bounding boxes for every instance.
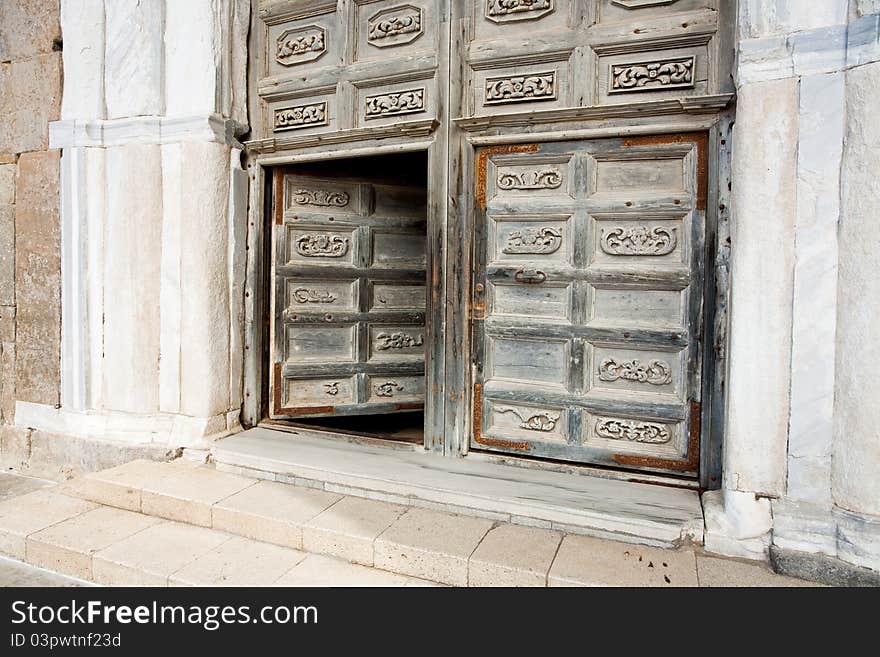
[271,172,427,419]
[471,135,706,475]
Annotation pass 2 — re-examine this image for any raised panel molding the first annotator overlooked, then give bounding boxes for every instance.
[275,26,327,66]
[368,5,424,48]
[485,0,555,23]
[609,56,695,93]
[365,88,426,118]
[484,71,557,105]
[273,102,329,131]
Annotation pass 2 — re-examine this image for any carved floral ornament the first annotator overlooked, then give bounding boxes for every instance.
[600,226,676,256]
[485,72,556,105]
[502,227,562,255]
[610,56,695,93]
[485,0,554,23]
[294,233,350,257]
[365,88,426,118]
[274,102,328,131]
[497,406,560,432]
[497,167,563,190]
[292,188,350,207]
[375,332,424,350]
[375,381,405,397]
[598,358,672,385]
[275,26,327,66]
[293,288,337,304]
[368,5,424,48]
[594,417,671,444]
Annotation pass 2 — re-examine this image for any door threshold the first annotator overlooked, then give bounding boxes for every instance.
[214,427,704,548]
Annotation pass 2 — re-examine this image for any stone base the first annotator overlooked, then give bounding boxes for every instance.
[770,546,880,587]
[702,488,772,561]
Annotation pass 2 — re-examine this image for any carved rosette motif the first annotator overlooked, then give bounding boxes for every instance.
[598,358,672,385]
[497,167,563,190]
[600,226,676,256]
[275,26,327,66]
[485,0,554,23]
[324,382,340,396]
[502,227,562,255]
[485,72,556,105]
[375,381,404,397]
[594,418,671,444]
[497,407,560,432]
[274,103,328,132]
[292,189,350,207]
[368,5,424,47]
[293,288,337,304]
[609,57,695,93]
[375,332,424,350]
[365,88,426,118]
[294,234,350,257]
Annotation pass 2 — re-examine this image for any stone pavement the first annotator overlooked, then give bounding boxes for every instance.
[0,465,819,587]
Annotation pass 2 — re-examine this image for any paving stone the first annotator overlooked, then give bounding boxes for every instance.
[92,521,231,586]
[469,523,562,587]
[275,553,425,587]
[67,459,173,511]
[374,507,494,586]
[548,534,699,587]
[0,555,85,587]
[302,496,407,566]
[0,489,97,559]
[696,554,821,587]
[140,464,255,527]
[0,472,53,503]
[27,506,161,580]
[170,535,307,586]
[212,480,342,550]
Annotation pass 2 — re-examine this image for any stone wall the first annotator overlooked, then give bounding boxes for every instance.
[0,1,63,447]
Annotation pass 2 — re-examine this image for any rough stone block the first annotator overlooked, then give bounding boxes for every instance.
[14,150,61,406]
[374,508,494,586]
[0,54,62,155]
[468,524,562,587]
[0,425,29,469]
[0,206,13,306]
[0,0,61,61]
[548,534,698,587]
[0,164,14,205]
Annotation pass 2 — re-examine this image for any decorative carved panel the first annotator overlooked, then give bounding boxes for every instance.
[485,0,555,23]
[484,72,556,105]
[497,167,563,190]
[375,331,425,350]
[273,102,328,131]
[598,358,672,385]
[497,406,560,432]
[502,227,563,254]
[293,288,338,304]
[600,226,676,255]
[295,234,350,257]
[375,381,405,397]
[365,88,426,118]
[324,382,340,395]
[275,26,327,66]
[368,5,424,48]
[594,417,671,443]
[292,188,350,207]
[609,57,695,93]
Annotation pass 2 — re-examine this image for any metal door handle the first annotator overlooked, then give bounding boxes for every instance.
[514,268,547,284]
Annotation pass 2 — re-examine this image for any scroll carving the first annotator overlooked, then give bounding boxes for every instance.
[274,103,328,131]
[598,358,672,385]
[275,26,326,66]
[375,332,424,350]
[600,226,676,256]
[502,227,562,255]
[365,88,426,118]
[368,6,423,47]
[610,57,695,93]
[375,381,404,397]
[485,0,554,23]
[595,417,671,444]
[324,382,340,396]
[497,406,560,432]
[485,72,556,104]
[292,189,350,207]
[497,167,562,190]
[293,288,338,304]
[294,234,350,257]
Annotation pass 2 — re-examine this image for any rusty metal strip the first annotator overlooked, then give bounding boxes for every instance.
[622,131,709,211]
[471,384,531,451]
[611,400,701,473]
[273,168,285,225]
[272,363,336,416]
[476,144,539,210]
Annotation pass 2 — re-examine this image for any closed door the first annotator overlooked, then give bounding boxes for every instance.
[471,134,706,475]
[270,171,427,419]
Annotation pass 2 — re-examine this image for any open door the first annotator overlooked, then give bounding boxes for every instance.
[270,167,427,420]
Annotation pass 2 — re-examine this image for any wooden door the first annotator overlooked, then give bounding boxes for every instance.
[270,172,427,419]
[471,134,707,475]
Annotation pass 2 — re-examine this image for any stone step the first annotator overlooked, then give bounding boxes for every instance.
[213,427,705,547]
